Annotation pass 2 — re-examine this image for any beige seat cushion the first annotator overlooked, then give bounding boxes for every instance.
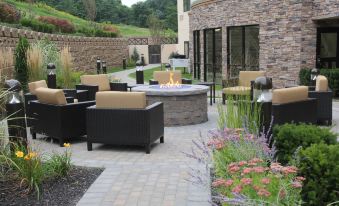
[239,71,266,87]
[96,91,146,109]
[272,86,308,104]
[222,86,251,95]
[80,74,110,91]
[35,88,67,105]
[154,71,182,84]
[316,75,328,92]
[28,80,48,95]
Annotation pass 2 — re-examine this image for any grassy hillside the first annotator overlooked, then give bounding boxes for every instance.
[4,0,150,37]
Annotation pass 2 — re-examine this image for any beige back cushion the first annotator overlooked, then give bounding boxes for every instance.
[154,71,182,84]
[272,86,308,104]
[80,74,110,91]
[239,71,266,87]
[28,80,48,95]
[316,75,328,92]
[96,91,146,109]
[35,88,67,105]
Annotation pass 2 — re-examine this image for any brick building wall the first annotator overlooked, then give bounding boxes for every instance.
[189,0,339,87]
[0,26,129,78]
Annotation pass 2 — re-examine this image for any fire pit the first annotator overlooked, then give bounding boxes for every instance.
[132,84,209,126]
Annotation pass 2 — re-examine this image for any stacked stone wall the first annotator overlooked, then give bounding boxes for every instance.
[190,0,339,87]
[0,26,129,78]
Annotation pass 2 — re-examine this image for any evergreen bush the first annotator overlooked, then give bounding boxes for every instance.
[15,37,30,91]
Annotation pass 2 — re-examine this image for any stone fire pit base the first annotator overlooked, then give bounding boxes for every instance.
[133,85,209,127]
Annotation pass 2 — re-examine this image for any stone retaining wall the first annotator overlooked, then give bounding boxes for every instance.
[0,26,129,78]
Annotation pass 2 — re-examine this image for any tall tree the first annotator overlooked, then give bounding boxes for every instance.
[82,0,96,21]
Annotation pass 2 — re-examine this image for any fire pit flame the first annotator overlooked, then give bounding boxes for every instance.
[160,72,182,89]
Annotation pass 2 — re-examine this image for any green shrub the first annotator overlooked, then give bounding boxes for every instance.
[38,16,75,33]
[0,2,21,23]
[131,47,140,63]
[319,69,339,95]
[273,124,337,165]
[21,18,55,33]
[297,143,339,206]
[299,68,311,86]
[15,37,30,91]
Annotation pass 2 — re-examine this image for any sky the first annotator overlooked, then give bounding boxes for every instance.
[121,0,146,7]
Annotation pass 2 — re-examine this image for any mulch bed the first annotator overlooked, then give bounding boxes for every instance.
[0,166,104,206]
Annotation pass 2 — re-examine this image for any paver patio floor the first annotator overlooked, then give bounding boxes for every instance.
[29,100,218,206]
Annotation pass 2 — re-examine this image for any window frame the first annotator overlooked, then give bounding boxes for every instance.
[183,0,191,12]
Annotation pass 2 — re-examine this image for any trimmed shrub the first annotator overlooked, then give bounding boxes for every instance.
[273,123,337,165]
[38,16,75,33]
[0,2,21,23]
[299,68,311,86]
[298,143,339,206]
[94,29,118,38]
[21,18,55,33]
[15,37,30,91]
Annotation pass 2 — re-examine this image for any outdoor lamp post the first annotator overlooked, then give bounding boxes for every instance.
[47,63,56,89]
[102,61,107,74]
[96,57,101,74]
[136,60,144,84]
[123,58,127,70]
[141,54,145,66]
[165,63,171,71]
[310,68,319,86]
[4,79,27,149]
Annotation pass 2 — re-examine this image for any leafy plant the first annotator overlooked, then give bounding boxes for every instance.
[60,46,73,88]
[131,47,140,63]
[21,18,56,33]
[299,68,311,86]
[46,143,72,177]
[27,43,44,82]
[212,160,303,205]
[273,123,337,165]
[14,37,30,91]
[297,143,339,206]
[218,95,262,134]
[0,2,21,23]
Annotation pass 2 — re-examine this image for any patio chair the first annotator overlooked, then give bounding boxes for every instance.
[86,91,164,154]
[222,71,266,104]
[25,80,80,127]
[272,86,317,125]
[149,71,192,85]
[30,87,95,146]
[76,74,127,101]
[308,75,332,125]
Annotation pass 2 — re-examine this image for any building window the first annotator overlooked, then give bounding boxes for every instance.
[204,28,222,84]
[227,25,259,78]
[183,0,191,12]
[184,41,189,58]
[193,31,200,79]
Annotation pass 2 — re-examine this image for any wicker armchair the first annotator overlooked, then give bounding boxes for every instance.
[272,86,317,125]
[76,74,127,100]
[308,75,332,125]
[149,71,192,85]
[30,88,95,146]
[222,71,265,104]
[86,92,164,154]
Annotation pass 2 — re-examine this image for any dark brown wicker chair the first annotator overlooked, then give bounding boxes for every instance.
[29,88,95,146]
[86,92,164,154]
[271,86,317,125]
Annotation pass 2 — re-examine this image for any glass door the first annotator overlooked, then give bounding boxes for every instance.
[317,28,339,69]
[204,28,222,84]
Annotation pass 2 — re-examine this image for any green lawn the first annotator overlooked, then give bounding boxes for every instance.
[5,0,150,37]
[108,66,134,73]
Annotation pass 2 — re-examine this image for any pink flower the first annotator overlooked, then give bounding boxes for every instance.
[257,188,271,197]
[291,181,302,188]
[271,162,283,172]
[242,167,252,174]
[295,176,306,182]
[282,166,298,175]
[212,179,234,188]
[238,161,247,167]
[279,189,286,199]
[253,185,261,191]
[261,178,271,185]
[240,178,252,185]
[248,162,257,166]
[232,185,243,194]
[225,179,234,187]
[228,165,240,173]
[207,139,225,150]
[249,158,264,164]
[253,166,265,173]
